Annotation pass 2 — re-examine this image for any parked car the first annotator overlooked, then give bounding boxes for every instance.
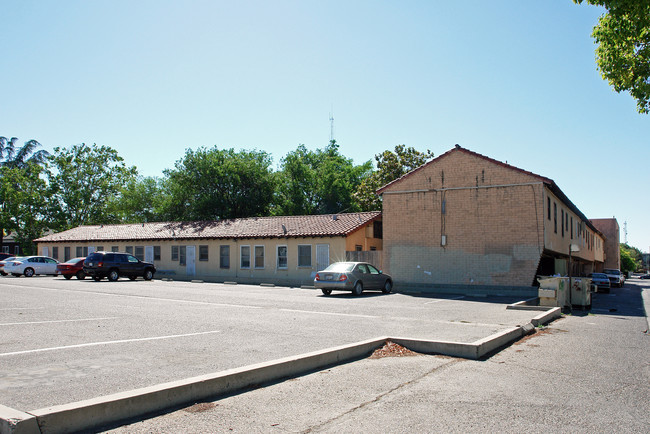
[603,268,624,288]
[314,261,392,296]
[0,253,13,261]
[56,257,87,280]
[639,274,650,280]
[0,256,17,276]
[83,251,156,282]
[588,272,611,293]
[3,256,59,277]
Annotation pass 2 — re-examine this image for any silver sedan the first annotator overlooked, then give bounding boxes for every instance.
[314,261,393,296]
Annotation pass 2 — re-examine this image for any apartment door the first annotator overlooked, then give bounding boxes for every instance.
[316,244,330,272]
[186,245,196,276]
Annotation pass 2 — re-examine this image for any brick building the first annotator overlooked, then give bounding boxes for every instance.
[590,218,620,271]
[377,145,604,296]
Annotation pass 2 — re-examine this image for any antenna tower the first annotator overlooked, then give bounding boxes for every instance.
[329,109,334,142]
[623,221,628,244]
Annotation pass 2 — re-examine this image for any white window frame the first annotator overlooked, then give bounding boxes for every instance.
[254,245,265,269]
[277,245,288,269]
[240,245,251,269]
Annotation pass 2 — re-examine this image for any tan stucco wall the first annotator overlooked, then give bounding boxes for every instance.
[38,237,349,286]
[344,222,382,251]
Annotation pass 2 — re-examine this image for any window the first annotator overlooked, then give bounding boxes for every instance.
[180,246,186,266]
[171,246,179,261]
[547,197,551,220]
[355,245,362,251]
[135,246,144,261]
[254,246,264,268]
[125,246,133,255]
[199,245,209,261]
[14,246,20,255]
[52,247,59,260]
[298,245,311,267]
[111,246,119,252]
[154,246,161,261]
[277,245,287,269]
[570,217,573,239]
[561,209,564,237]
[64,247,71,262]
[76,247,83,257]
[219,245,230,268]
[373,221,383,239]
[1,246,7,253]
[96,246,103,252]
[553,202,557,234]
[370,246,377,251]
[240,245,250,268]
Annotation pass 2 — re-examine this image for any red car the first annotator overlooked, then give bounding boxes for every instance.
[56,257,87,280]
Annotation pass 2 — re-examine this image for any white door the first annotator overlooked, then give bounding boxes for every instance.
[88,246,95,254]
[186,245,196,276]
[42,246,49,257]
[145,246,154,263]
[316,244,330,272]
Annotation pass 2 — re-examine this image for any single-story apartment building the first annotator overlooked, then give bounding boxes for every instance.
[35,212,382,286]
[377,145,605,296]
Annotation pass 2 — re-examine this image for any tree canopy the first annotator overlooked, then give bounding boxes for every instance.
[575,0,650,113]
[355,145,434,211]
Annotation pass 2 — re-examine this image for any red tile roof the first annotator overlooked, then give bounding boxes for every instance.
[35,212,382,243]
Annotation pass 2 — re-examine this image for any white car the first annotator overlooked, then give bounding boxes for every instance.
[4,256,60,277]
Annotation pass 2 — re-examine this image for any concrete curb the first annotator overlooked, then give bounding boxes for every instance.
[531,307,562,327]
[0,308,562,434]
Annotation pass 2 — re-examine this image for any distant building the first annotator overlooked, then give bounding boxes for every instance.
[35,212,382,286]
[590,218,620,270]
[1,231,22,256]
[377,145,605,297]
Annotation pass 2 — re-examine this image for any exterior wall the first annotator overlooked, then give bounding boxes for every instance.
[344,221,382,252]
[38,236,348,286]
[590,218,620,270]
[381,150,545,293]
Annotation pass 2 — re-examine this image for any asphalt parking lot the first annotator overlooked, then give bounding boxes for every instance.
[0,276,538,412]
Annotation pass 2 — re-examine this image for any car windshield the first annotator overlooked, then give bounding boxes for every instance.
[604,269,620,275]
[68,257,85,264]
[322,262,355,272]
[590,273,607,278]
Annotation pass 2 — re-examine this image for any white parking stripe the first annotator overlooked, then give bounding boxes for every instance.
[280,308,378,319]
[0,330,221,357]
[0,317,120,326]
[424,296,465,304]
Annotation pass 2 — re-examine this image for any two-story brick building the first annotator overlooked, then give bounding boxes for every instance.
[377,145,604,296]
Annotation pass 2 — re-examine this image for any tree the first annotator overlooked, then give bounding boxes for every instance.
[0,164,49,255]
[354,145,434,211]
[0,137,50,249]
[273,141,372,216]
[620,242,642,271]
[160,147,276,221]
[574,0,650,113]
[105,176,166,223]
[46,144,137,229]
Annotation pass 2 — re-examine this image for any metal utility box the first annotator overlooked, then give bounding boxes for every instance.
[537,277,568,308]
[570,277,592,309]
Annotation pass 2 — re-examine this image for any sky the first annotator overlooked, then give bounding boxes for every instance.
[1,1,648,252]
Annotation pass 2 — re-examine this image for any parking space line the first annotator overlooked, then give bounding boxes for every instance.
[0,317,120,326]
[424,296,465,304]
[280,308,378,319]
[0,330,221,357]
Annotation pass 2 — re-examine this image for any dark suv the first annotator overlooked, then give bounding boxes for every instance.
[83,252,156,282]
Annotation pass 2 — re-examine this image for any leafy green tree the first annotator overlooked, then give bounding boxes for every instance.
[354,145,434,211]
[106,176,165,223]
[274,141,372,215]
[160,147,276,221]
[574,0,650,113]
[0,137,50,249]
[0,164,49,255]
[620,242,642,271]
[46,143,137,229]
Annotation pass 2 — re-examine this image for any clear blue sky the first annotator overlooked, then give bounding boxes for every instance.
[2,1,648,252]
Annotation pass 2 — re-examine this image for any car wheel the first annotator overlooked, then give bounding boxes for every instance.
[24,268,35,278]
[128,276,137,281]
[93,276,102,281]
[352,281,363,296]
[108,269,119,282]
[321,288,332,295]
[76,271,85,280]
[64,274,73,280]
[143,269,153,281]
[382,280,392,294]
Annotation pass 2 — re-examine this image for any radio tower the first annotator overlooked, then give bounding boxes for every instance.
[624,221,628,244]
[329,108,334,142]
